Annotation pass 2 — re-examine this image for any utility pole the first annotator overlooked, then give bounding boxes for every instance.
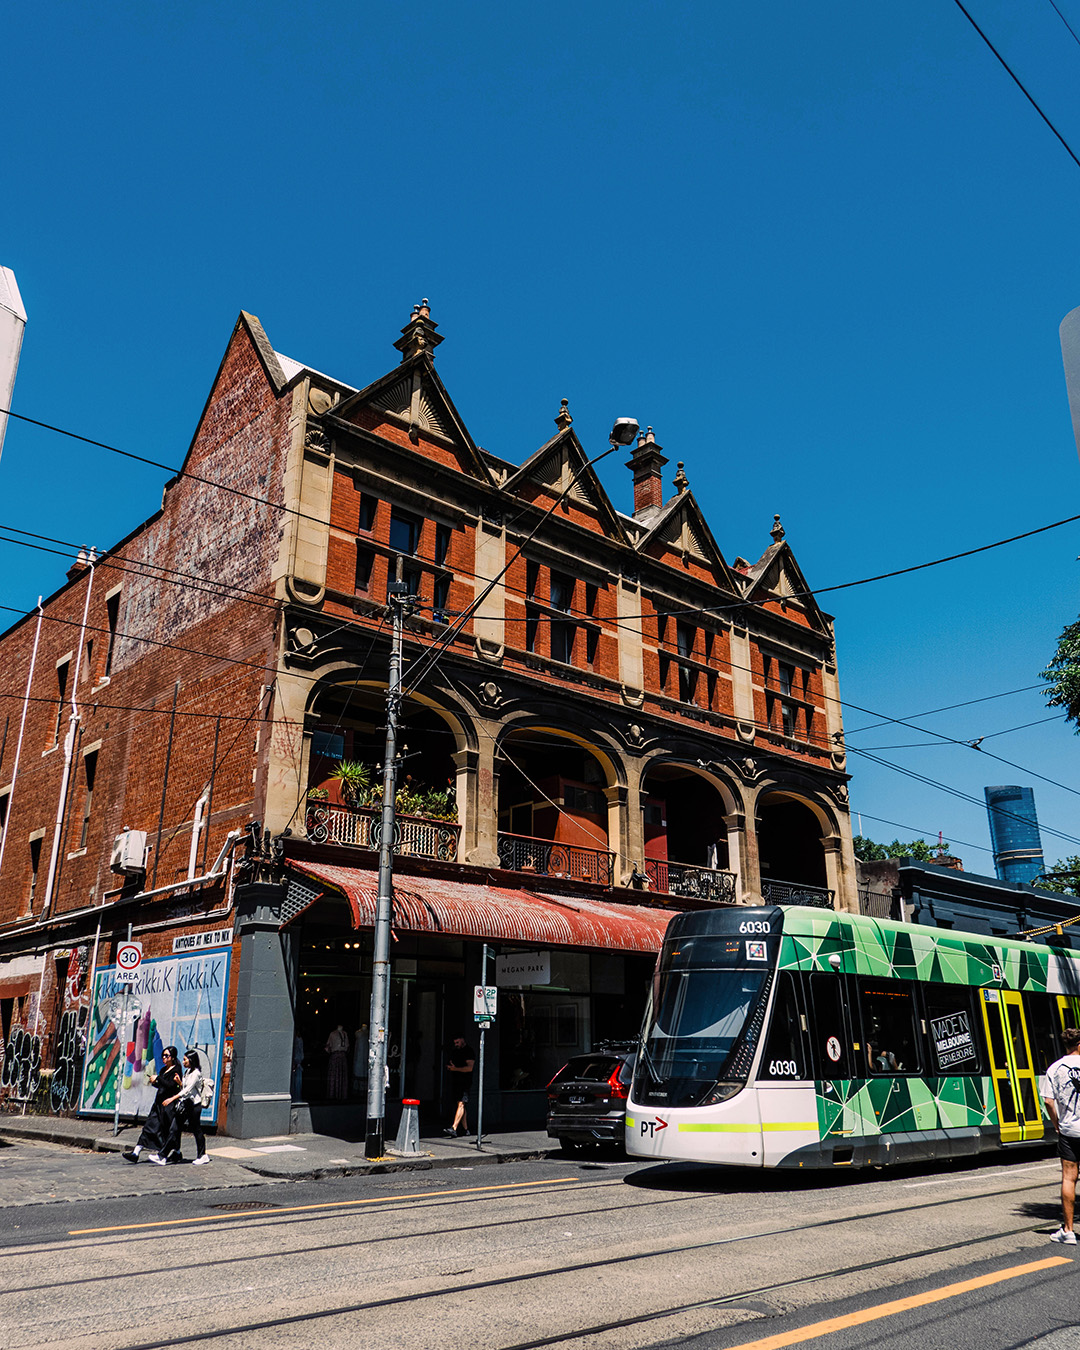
[365,559,412,1159]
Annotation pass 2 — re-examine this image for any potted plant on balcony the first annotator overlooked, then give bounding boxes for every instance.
[327,760,371,809]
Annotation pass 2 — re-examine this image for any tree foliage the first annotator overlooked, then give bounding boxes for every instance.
[1035,856,1080,897]
[1041,619,1080,730]
[853,835,944,863]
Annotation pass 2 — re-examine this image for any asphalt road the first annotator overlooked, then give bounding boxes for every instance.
[1,1138,1076,1349]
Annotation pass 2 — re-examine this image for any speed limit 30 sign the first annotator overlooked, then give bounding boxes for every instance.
[116,941,143,974]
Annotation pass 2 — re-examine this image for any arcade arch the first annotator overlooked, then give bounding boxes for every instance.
[756,789,832,899]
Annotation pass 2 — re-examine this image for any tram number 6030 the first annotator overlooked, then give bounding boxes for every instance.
[739,921,771,934]
[768,1060,799,1076]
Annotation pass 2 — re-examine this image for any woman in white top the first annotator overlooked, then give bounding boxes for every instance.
[160,1049,210,1164]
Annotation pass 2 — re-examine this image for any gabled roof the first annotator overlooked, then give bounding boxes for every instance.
[634,489,740,593]
[331,350,496,486]
[742,534,831,631]
[502,424,629,543]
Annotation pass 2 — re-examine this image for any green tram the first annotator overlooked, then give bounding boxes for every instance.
[626,903,1080,1169]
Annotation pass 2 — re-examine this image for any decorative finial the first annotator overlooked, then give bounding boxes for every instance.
[394,298,443,363]
[673,461,689,494]
[770,513,785,543]
[554,398,573,430]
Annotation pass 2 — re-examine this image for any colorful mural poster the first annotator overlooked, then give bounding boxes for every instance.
[78,947,231,1120]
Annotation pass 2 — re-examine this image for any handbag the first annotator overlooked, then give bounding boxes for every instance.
[199,1075,216,1108]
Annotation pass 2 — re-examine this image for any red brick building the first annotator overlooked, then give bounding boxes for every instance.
[0,302,856,1136]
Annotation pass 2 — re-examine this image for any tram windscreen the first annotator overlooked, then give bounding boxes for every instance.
[634,933,772,1108]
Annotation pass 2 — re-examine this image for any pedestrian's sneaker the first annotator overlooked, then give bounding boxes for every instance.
[192,1155,211,1165]
[121,1150,139,1164]
[442,1127,457,1137]
[1050,1227,1077,1244]
[147,1153,167,1166]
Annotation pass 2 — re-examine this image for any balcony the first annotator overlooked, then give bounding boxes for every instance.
[497,832,614,887]
[644,858,736,904]
[760,877,835,909]
[306,803,460,862]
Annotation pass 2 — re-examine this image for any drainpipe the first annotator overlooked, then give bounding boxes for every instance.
[0,598,43,879]
[40,553,95,922]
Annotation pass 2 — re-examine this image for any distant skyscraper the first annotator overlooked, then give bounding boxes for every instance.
[984,785,1045,886]
[0,266,26,464]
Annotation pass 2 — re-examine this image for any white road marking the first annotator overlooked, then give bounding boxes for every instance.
[904,1163,1058,1187]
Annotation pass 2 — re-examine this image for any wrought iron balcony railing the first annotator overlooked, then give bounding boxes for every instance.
[497,832,614,887]
[760,877,835,909]
[643,858,737,904]
[306,803,460,862]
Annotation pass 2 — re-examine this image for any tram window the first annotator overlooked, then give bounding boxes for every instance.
[859,981,921,1074]
[807,974,851,1079]
[1025,994,1059,1079]
[924,986,981,1075]
[759,973,808,1080]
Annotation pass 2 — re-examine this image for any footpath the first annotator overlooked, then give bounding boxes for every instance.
[0,1112,560,1208]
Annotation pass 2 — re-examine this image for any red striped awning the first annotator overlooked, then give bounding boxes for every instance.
[286,861,676,954]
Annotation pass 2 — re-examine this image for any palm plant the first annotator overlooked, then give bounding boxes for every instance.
[326,759,371,808]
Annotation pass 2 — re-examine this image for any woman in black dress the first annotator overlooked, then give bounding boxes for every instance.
[122,1046,182,1164]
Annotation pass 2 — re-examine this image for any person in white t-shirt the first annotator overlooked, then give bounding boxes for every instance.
[1040,1026,1080,1245]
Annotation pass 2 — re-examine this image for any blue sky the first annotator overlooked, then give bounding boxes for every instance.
[5,0,1080,876]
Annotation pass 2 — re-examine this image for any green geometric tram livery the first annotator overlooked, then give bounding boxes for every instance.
[626,904,1080,1168]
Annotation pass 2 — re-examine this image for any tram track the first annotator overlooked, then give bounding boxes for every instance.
[73,1217,1057,1350]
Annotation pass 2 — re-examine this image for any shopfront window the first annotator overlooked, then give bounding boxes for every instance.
[499,951,591,1091]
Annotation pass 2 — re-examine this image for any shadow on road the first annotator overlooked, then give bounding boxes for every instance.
[622,1146,1060,1196]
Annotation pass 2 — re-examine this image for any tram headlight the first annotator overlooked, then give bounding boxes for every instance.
[700,1082,743,1107]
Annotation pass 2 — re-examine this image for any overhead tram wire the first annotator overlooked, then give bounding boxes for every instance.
[1048,0,1080,52]
[4,409,1080,795]
[6,405,1080,629]
[848,810,995,857]
[0,523,287,613]
[0,532,285,617]
[853,712,1065,749]
[843,745,1080,850]
[6,550,1080,816]
[843,683,1048,736]
[954,0,1080,175]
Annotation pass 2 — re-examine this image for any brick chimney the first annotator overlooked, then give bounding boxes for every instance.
[626,427,668,517]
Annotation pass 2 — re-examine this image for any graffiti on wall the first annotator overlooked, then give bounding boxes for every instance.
[1,1025,41,1100]
[79,948,231,1120]
[0,945,92,1113]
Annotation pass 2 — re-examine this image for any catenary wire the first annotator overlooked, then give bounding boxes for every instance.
[1048,0,1080,51]
[843,683,1048,736]
[7,581,1080,837]
[849,810,993,856]
[844,745,1080,850]
[852,713,1065,749]
[4,413,1080,819]
[5,405,1080,628]
[954,0,1080,174]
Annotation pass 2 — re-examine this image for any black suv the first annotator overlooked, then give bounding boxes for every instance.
[546,1042,636,1153]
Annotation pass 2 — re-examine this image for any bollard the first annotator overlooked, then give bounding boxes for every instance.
[393,1098,422,1155]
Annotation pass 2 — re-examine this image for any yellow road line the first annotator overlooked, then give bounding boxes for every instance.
[720,1256,1071,1350]
[68,1176,576,1236]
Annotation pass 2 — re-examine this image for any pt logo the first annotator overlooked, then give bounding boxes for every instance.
[640,1118,669,1138]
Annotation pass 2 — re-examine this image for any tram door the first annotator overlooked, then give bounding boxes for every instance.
[980,990,1044,1144]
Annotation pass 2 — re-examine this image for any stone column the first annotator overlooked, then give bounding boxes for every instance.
[463,728,501,866]
[227,881,294,1139]
[604,783,630,886]
[742,788,764,904]
[264,667,312,837]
